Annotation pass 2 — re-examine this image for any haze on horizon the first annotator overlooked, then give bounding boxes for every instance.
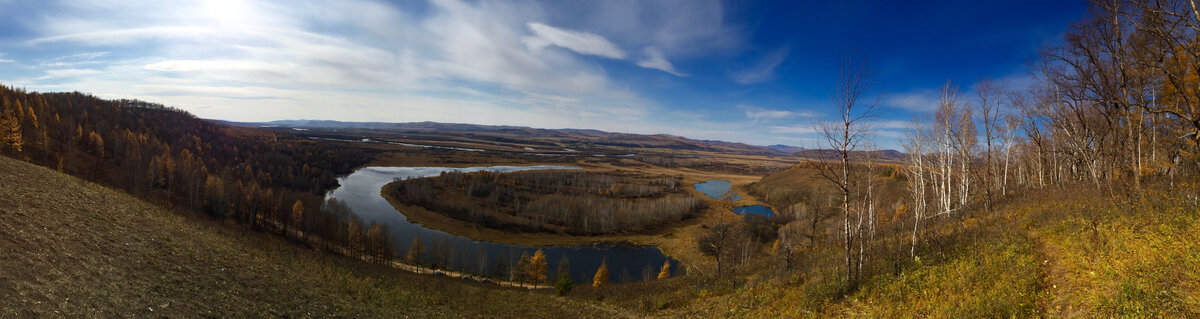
[0,0,1086,149]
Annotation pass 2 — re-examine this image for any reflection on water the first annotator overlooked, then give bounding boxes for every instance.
[327,166,679,284]
[694,179,741,201]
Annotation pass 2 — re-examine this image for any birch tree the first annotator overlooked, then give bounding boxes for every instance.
[815,56,879,283]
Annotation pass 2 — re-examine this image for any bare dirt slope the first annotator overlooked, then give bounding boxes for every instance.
[0,156,628,318]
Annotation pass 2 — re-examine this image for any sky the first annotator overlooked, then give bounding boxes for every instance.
[0,0,1087,149]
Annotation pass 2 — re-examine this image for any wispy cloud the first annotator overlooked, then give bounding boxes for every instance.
[769,120,909,138]
[523,22,626,59]
[38,51,108,67]
[864,120,913,130]
[769,124,819,134]
[732,45,789,84]
[40,68,102,79]
[3,0,803,146]
[739,104,816,122]
[885,90,940,112]
[636,46,684,76]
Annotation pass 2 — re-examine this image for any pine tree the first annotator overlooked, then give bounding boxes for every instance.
[406,235,424,265]
[657,260,671,280]
[291,200,304,241]
[0,104,21,153]
[528,248,548,284]
[554,271,574,295]
[513,252,531,283]
[593,258,609,287]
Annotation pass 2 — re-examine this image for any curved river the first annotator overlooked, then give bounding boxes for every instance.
[327,166,678,284]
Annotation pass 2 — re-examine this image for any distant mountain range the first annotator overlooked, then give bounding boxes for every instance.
[229,119,900,158]
[766,144,806,154]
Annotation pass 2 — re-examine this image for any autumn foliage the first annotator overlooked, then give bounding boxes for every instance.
[0,85,392,266]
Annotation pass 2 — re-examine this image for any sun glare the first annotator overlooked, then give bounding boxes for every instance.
[202,0,252,28]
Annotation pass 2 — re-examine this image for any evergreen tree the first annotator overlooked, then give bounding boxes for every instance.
[406,235,424,265]
[657,260,671,280]
[528,248,548,284]
[592,258,609,287]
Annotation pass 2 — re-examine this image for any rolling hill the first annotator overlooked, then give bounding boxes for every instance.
[233,120,798,155]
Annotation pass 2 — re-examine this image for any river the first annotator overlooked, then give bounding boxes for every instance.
[326,166,679,284]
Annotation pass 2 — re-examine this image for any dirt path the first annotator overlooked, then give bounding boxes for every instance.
[1023,204,1092,317]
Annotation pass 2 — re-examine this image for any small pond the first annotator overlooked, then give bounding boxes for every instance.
[693,179,742,201]
[732,205,776,218]
[327,166,679,284]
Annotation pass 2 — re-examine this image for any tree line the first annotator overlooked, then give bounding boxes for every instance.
[901,0,1200,264]
[735,0,1200,288]
[687,0,1200,288]
[388,170,703,235]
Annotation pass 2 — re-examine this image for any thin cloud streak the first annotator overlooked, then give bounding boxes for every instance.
[636,46,685,76]
[523,22,627,59]
[732,45,789,84]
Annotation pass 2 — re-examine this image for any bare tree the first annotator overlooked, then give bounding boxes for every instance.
[902,119,928,258]
[815,55,880,283]
[999,113,1020,196]
[932,83,964,217]
[976,79,1004,211]
[698,222,736,275]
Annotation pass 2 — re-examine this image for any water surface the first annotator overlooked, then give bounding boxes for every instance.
[327,166,679,284]
[732,205,776,218]
[693,179,741,201]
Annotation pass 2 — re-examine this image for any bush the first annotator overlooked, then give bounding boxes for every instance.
[555,272,574,295]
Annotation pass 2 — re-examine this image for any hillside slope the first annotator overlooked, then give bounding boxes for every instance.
[644,181,1200,317]
[0,156,627,318]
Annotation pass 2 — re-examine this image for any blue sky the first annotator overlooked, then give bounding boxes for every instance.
[0,0,1086,149]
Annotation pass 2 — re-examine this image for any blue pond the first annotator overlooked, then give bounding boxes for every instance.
[693,179,741,201]
[327,166,679,284]
[732,205,776,218]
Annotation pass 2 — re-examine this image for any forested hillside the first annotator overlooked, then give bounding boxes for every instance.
[0,86,398,263]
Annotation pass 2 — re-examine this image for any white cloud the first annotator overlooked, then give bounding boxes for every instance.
[38,51,108,67]
[565,0,739,58]
[636,46,685,76]
[739,104,816,122]
[523,22,626,59]
[886,90,940,112]
[732,45,789,84]
[41,68,102,79]
[7,0,788,146]
[145,60,294,73]
[769,124,819,134]
[865,120,913,130]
